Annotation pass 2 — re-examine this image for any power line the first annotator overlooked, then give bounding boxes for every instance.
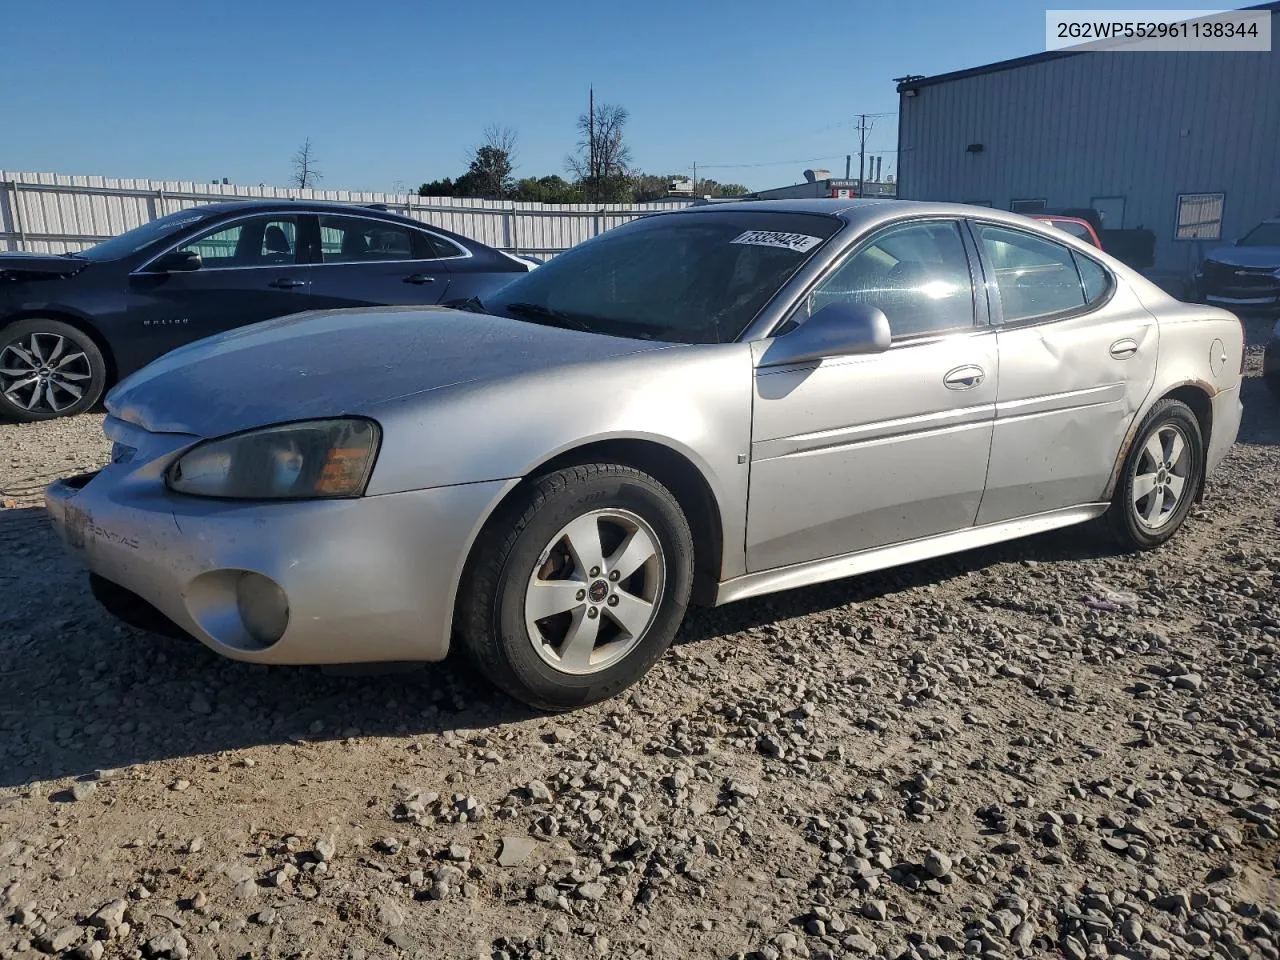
[695,154,850,170]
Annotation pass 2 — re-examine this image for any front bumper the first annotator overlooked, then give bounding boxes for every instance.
[1204,292,1280,310]
[46,456,513,665]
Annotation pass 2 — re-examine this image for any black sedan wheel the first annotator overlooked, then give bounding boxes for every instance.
[460,463,694,712]
[0,319,106,422]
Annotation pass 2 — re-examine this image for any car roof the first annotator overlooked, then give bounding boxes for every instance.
[670,197,1066,231]
[184,199,425,222]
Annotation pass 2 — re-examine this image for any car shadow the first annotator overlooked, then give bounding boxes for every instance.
[0,385,1274,789]
[0,501,1117,790]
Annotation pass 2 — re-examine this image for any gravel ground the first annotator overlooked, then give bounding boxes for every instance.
[1,318,1277,960]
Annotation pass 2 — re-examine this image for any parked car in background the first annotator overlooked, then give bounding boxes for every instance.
[1031,214,1103,249]
[46,200,1243,711]
[1194,217,1280,312]
[0,201,531,421]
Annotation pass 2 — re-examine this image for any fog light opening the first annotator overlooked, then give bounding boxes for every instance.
[235,572,289,647]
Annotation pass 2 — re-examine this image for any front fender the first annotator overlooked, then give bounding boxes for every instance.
[366,342,756,578]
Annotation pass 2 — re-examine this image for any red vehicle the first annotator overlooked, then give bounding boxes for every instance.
[1031,214,1103,249]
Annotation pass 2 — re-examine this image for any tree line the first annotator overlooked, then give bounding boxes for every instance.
[416,103,748,204]
[290,99,749,203]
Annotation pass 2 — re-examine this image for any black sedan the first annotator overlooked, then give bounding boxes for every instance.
[0,201,532,420]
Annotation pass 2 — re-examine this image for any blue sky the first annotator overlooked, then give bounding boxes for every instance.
[2,0,1223,192]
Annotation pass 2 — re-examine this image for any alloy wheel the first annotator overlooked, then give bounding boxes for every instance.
[0,332,93,414]
[1131,424,1191,530]
[523,508,666,676]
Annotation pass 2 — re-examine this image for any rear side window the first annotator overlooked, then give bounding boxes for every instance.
[318,215,417,263]
[1074,253,1111,304]
[977,225,1085,323]
[423,232,466,259]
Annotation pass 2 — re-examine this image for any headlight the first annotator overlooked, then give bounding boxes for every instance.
[166,418,380,500]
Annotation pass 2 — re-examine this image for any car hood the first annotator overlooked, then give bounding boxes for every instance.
[0,252,88,279]
[1203,246,1280,269]
[107,306,673,437]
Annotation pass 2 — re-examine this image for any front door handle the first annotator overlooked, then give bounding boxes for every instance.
[268,277,305,290]
[403,274,436,285]
[1110,338,1139,359]
[944,365,986,390]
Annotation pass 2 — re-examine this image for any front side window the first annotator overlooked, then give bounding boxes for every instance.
[175,216,298,267]
[977,224,1087,323]
[318,215,419,262]
[796,220,975,339]
[482,211,842,344]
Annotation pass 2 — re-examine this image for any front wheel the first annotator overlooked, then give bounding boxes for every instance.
[0,318,106,422]
[1107,399,1204,550]
[459,463,694,711]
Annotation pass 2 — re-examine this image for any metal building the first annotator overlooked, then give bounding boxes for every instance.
[895,2,1280,288]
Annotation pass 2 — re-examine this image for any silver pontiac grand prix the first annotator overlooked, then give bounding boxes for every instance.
[47,200,1244,710]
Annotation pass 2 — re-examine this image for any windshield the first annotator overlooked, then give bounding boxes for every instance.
[1239,222,1280,248]
[77,208,214,261]
[482,211,842,344]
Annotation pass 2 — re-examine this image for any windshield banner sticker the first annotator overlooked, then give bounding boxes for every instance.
[730,230,823,253]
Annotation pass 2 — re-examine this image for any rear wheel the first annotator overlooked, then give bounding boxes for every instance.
[0,318,106,421]
[459,463,694,712]
[1107,399,1204,550]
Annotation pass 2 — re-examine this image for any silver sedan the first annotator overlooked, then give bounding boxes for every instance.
[46,200,1244,710]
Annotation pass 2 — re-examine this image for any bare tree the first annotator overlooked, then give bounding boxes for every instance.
[290,138,322,189]
[566,94,633,202]
[459,124,519,198]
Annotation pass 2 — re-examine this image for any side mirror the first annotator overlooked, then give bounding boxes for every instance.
[759,301,892,367]
[152,249,202,272]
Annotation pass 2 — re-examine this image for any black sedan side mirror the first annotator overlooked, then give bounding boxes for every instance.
[152,250,203,272]
[759,301,892,367]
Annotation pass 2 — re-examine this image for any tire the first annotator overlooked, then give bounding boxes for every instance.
[1107,399,1204,550]
[460,463,694,712]
[0,318,106,422]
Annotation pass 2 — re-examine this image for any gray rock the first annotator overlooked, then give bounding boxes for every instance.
[497,836,536,867]
[70,942,105,960]
[526,780,553,802]
[36,925,84,953]
[70,781,98,802]
[1011,922,1035,949]
[923,848,953,878]
[88,899,128,932]
[314,837,337,862]
[861,900,888,922]
[445,843,470,861]
[377,898,404,927]
[143,931,189,959]
[578,882,607,901]
[1173,674,1203,692]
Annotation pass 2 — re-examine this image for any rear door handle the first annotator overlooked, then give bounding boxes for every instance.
[403,274,436,285]
[1110,338,1139,359]
[268,278,305,290]
[943,365,986,390]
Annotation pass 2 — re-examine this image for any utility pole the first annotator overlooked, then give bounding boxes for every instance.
[856,114,872,198]
[588,85,596,202]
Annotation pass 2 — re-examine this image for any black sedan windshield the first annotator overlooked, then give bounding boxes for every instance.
[78,208,213,261]
[483,211,841,344]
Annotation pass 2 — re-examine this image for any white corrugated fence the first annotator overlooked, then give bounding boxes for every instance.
[0,171,694,256]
